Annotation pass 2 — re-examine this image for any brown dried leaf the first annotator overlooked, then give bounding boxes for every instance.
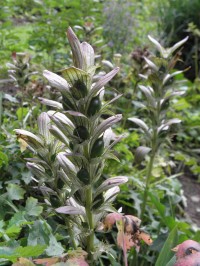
[34,257,59,266]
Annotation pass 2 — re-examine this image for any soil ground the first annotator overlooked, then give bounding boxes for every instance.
[178,175,200,227]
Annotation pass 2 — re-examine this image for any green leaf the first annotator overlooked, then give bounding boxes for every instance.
[27,220,50,246]
[0,245,46,263]
[25,197,43,217]
[7,184,25,201]
[45,235,64,256]
[149,192,166,219]
[155,226,178,266]
[164,216,177,230]
[16,107,29,121]
[166,256,176,266]
[27,220,63,256]
[8,212,27,227]
[5,225,21,238]
[0,151,8,167]
[15,245,46,257]
[0,247,16,261]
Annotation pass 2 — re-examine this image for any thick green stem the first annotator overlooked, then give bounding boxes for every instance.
[0,91,2,127]
[20,87,24,128]
[140,151,156,220]
[85,186,95,264]
[83,142,95,262]
[140,130,157,220]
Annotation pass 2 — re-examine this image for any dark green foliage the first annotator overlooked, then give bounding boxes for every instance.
[159,0,200,81]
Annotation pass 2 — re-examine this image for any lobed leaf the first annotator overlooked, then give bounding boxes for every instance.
[7,184,25,201]
[45,235,64,256]
[25,197,43,217]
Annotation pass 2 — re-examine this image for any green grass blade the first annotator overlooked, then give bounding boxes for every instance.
[155,226,178,266]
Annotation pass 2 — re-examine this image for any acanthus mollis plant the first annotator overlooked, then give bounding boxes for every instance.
[7,52,38,127]
[15,27,133,264]
[128,36,189,220]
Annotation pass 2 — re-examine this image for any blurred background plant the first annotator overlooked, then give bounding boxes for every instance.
[158,0,200,81]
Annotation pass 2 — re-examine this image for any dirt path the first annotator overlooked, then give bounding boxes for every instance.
[179,175,200,227]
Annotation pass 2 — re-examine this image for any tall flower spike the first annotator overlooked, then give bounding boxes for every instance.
[15,26,126,264]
